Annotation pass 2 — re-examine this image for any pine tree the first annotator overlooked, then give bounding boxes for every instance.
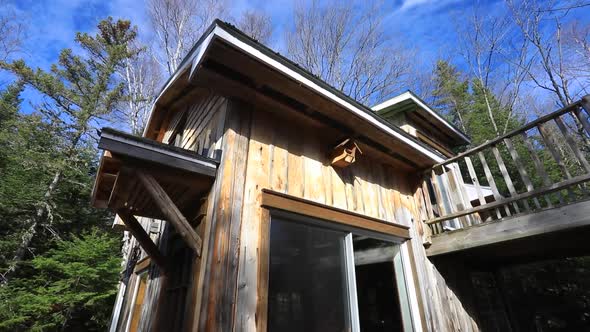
[0,231,121,331]
[0,17,136,283]
[432,60,471,134]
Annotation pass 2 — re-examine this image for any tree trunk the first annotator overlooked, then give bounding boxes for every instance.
[1,170,62,284]
[1,126,84,285]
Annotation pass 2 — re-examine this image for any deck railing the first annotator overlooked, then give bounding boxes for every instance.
[421,96,590,235]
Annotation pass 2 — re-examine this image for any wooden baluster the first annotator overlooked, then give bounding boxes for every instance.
[478,151,511,217]
[491,144,526,213]
[421,179,435,220]
[521,132,561,207]
[430,170,450,232]
[465,156,500,220]
[572,107,590,136]
[439,166,470,229]
[449,162,481,225]
[421,179,439,234]
[538,123,578,200]
[554,115,590,173]
[504,137,541,209]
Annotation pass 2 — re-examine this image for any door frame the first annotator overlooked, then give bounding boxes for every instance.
[260,189,416,331]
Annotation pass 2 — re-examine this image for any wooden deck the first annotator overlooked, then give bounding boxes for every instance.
[427,199,590,258]
[418,96,590,260]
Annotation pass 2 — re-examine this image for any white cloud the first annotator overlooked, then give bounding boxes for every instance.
[399,0,432,11]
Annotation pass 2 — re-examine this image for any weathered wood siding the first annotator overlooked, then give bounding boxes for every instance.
[115,93,482,331]
[110,91,229,332]
[232,108,481,332]
[163,92,227,158]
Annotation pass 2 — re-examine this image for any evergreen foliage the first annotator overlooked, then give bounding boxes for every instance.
[0,231,120,331]
[0,17,136,330]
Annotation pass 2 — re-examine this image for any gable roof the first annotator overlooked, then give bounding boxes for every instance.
[144,20,446,166]
[372,90,471,145]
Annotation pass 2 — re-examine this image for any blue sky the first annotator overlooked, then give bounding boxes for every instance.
[2,0,586,114]
[3,0,494,72]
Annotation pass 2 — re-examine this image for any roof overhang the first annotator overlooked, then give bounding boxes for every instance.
[143,20,447,169]
[91,128,217,221]
[372,91,471,146]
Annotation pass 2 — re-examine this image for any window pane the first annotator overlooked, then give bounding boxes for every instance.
[352,236,403,332]
[268,219,351,332]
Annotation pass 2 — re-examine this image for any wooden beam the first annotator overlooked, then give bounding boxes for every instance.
[117,210,167,271]
[426,172,590,224]
[137,169,203,256]
[260,189,410,239]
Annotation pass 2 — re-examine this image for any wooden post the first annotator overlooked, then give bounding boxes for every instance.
[117,210,167,271]
[137,169,203,257]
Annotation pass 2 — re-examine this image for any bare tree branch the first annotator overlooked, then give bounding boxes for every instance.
[236,10,273,44]
[285,0,415,105]
[148,0,227,75]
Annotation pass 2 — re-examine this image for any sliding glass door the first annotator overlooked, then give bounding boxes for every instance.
[267,215,414,332]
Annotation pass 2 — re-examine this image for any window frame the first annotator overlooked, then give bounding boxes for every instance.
[263,206,416,332]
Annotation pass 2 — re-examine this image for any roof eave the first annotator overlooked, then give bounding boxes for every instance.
[144,21,446,164]
[372,91,471,145]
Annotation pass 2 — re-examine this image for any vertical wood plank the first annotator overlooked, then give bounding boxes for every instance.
[286,125,304,198]
[198,99,251,332]
[302,128,326,204]
[235,108,271,332]
[330,165,348,210]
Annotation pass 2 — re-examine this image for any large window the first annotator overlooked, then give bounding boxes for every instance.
[268,215,414,332]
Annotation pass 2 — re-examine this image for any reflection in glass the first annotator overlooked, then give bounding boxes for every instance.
[352,235,403,332]
[268,219,351,332]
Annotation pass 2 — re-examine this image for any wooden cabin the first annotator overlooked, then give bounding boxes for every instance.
[91,20,590,332]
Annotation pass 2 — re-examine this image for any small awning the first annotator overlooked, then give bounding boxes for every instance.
[92,128,217,219]
[91,128,218,260]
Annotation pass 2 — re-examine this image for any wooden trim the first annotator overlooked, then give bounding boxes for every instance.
[134,257,152,274]
[256,208,270,332]
[261,189,410,239]
[99,129,218,177]
[416,131,454,158]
